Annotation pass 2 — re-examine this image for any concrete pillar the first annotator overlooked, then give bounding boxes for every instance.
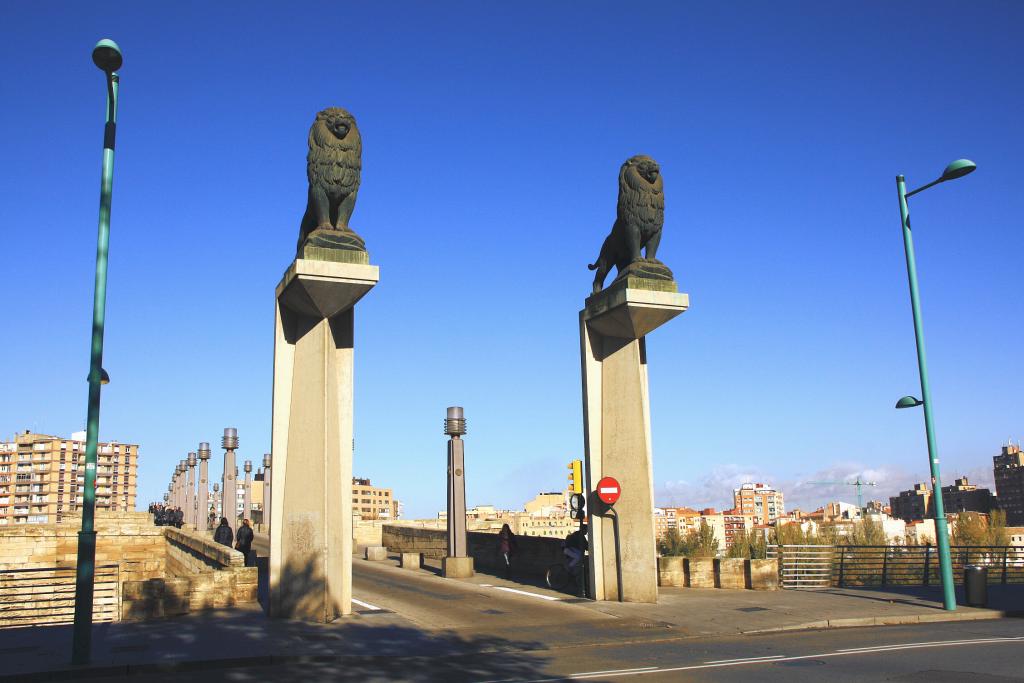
[269,258,378,622]
[212,483,220,520]
[243,460,253,522]
[580,283,688,602]
[262,453,272,533]
[197,442,211,530]
[222,428,238,537]
[186,452,197,528]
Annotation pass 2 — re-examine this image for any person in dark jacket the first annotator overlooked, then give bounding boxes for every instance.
[497,524,518,579]
[235,518,254,565]
[173,507,184,529]
[213,517,233,547]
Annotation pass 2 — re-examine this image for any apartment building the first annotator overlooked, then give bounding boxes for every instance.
[0,430,138,525]
[995,443,1024,525]
[352,477,399,520]
[733,483,785,525]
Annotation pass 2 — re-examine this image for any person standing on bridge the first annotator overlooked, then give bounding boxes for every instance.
[235,518,254,566]
[497,524,518,579]
[214,517,233,548]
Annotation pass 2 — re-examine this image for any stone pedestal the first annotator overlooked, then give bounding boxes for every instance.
[442,555,474,578]
[364,546,387,561]
[269,258,378,622]
[400,552,422,569]
[580,281,688,602]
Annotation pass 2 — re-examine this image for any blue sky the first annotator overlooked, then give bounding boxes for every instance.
[2,2,1021,519]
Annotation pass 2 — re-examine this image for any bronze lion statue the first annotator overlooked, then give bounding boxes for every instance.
[588,155,667,293]
[296,107,363,253]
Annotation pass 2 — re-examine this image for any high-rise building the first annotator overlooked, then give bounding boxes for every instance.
[890,483,932,522]
[994,443,1024,525]
[0,430,139,525]
[352,477,399,520]
[733,483,785,525]
[941,476,994,514]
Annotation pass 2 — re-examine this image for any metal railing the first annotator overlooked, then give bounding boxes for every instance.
[0,564,119,628]
[769,545,1024,589]
[768,545,834,588]
[836,545,1024,588]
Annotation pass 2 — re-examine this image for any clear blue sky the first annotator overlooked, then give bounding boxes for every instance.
[2,2,1021,518]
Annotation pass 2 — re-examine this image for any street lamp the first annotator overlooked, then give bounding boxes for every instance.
[72,38,123,667]
[895,158,976,612]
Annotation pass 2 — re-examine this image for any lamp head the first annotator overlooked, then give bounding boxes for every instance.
[940,159,976,182]
[263,453,271,468]
[92,39,122,73]
[895,395,924,409]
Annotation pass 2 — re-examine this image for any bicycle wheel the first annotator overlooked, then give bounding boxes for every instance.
[546,562,570,591]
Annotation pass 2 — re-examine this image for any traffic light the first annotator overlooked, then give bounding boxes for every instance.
[567,459,583,494]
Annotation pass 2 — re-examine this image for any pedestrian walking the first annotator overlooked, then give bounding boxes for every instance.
[235,518,254,566]
[213,517,233,547]
[497,523,518,579]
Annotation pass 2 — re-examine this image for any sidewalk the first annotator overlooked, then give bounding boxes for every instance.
[1,557,1020,681]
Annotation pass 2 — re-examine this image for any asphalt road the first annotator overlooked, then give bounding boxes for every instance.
[69,549,1024,683]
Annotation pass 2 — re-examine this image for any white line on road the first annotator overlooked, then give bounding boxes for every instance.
[481,636,1024,682]
[561,668,658,676]
[491,586,561,601]
[835,636,1019,653]
[351,597,381,611]
[705,655,785,664]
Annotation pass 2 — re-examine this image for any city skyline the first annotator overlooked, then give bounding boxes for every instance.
[2,3,1022,520]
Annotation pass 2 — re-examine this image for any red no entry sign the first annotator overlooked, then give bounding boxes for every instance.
[596,476,621,505]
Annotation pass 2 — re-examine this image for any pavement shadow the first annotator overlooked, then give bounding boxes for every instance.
[817,584,1024,612]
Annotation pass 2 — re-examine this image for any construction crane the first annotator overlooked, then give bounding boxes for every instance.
[805,478,878,511]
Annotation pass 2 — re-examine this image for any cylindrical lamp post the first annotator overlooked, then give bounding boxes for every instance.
[243,460,253,524]
[198,442,211,530]
[894,158,976,612]
[213,483,221,519]
[186,453,197,528]
[444,407,469,560]
[72,38,123,666]
[262,453,272,534]
[222,428,238,537]
[178,460,187,510]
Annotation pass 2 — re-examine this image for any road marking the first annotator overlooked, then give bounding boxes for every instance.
[562,668,658,676]
[351,597,381,611]
[705,655,785,664]
[491,586,561,601]
[484,636,1024,682]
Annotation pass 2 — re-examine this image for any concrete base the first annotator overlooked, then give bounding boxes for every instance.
[400,552,422,569]
[364,546,387,561]
[442,555,474,578]
[750,559,780,590]
[269,259,379,623]
[581,285,689,603]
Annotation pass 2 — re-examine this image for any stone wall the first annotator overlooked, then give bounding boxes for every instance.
[120,526,257,619]
[656,556,779,590]
[382,524,564,578]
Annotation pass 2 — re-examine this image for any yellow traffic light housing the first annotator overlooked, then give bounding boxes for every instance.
[567,459,583,494]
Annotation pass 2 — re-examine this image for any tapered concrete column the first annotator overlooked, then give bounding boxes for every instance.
[270,258,378,622]
[212,483,220,520]
[222,428,239,536]
[243,461,253,522]
[186,453,197,528]
[580,283,688,602]
[197,442,211,530]
[262,453,272,533]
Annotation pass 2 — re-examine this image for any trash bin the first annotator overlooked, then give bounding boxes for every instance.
[964,565,987,607]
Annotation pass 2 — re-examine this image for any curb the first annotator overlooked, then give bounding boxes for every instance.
[742,608,1023,634]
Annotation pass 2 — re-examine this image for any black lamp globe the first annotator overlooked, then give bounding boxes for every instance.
[92,39,122,72]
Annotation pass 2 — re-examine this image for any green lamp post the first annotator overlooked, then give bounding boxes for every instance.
[895,158,976,612]
[71,38,122,666]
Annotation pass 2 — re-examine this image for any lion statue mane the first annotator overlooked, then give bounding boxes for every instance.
[587,155,666,293]
[296,107,363,253]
